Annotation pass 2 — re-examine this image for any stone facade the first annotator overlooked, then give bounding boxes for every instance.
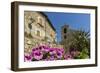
[61,25,75,52]
[24,11,57,54]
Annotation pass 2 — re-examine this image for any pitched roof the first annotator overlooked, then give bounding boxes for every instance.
[38,12,56,32]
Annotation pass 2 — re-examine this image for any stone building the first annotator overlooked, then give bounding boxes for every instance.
[24,11,57,54]
[61,25,75,52]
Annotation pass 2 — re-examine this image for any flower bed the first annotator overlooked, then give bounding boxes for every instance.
[24,45,81,62]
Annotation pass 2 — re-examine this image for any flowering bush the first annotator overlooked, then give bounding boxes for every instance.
[24,45,81,62]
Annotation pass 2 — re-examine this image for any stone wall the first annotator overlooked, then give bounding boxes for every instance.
[24,11,57,54]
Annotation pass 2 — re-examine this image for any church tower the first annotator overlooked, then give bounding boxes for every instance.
[61,25,69,52]
[61,25,69,41]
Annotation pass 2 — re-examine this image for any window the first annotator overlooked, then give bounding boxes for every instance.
[28,23,32,30]
[64,35,67,39]
[64,28,67,33]
[29,17,35,23]
[28,17,35,30]
[37,30,40,36]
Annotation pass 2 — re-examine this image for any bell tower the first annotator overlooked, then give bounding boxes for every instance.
[61,25,69,41]
[61,25,69,52]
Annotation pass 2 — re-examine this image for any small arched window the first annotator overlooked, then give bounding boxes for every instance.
[64,28,67,33]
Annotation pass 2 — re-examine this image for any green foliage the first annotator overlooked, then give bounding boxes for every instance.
[73,30,89,50]
[70,29,90,59]
[76,48,89,59]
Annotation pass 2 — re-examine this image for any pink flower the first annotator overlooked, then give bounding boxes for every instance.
[49,48,56,55]
[64,53,73,60]
[24,55,32,62]
[41,46,50,52]
[56,49,63,59]
[32,50,43,60]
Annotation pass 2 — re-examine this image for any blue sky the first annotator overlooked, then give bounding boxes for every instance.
[44,12,90,42]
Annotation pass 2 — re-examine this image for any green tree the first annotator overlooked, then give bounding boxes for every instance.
[70,29,90,58]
